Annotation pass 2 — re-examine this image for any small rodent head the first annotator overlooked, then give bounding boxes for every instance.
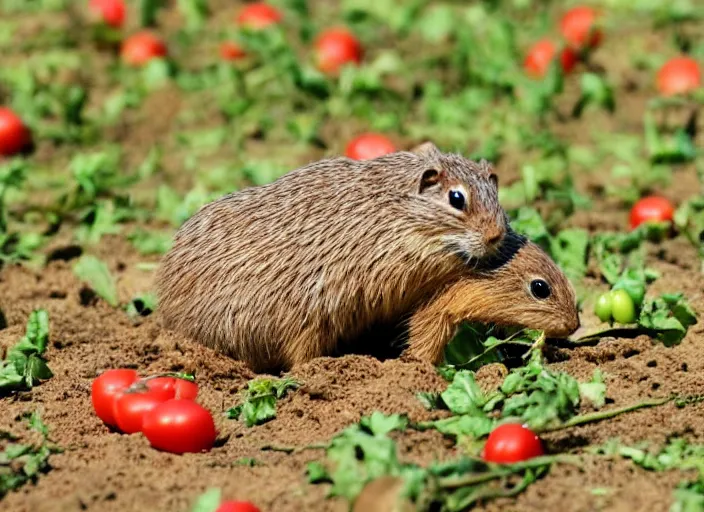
[470,234,580,337]
[409,142,507,262]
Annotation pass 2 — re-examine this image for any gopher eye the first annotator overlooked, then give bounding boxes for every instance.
[448,190,466,210]
[530,279,551,300]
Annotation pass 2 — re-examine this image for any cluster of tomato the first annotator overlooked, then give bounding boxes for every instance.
[92,369,262,511]
[87,0,363,76]
[91,369,217,454]
[522,5,702,99]
[523,6,603,78]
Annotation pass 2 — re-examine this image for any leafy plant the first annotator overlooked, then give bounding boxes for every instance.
[591,437,704,512]
[417,350,606,439]
[72,255,119,307]
[226,377,300,427]
[1,411,59,498]
[638,292,698,346]
[0,310,52,393]
[509,207,589,282]
[308,410,567,511]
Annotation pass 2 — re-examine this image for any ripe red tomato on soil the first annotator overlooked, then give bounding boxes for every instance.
[113,390,171,434]
[345,133,395,160]
[144,376,199,400]
[220,41,247,61]
[523,39,577,78]
[120,32,168,67]
[314,28,363,75]
[236,2,282,30]
[559,6,603,50]
[216,501,261,512]
[88,0,126,28]
[629,196,675,230]
[482,423,544,464]
[141,399,217,454]
[656,57,702,97]
[0,108,32,157]
[91,369,139,427]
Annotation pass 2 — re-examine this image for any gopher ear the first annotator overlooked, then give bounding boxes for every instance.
[419,168,441,193]
[489,172,498,188]
[410,141,441,158]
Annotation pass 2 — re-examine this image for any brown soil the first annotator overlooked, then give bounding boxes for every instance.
[2,3,704,512]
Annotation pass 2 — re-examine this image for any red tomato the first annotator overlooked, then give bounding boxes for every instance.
[314,27,363,75]
[629,195,675,230]
[91,369,139,427]
[236,2,282,30]
[559,6,603,50]
[482,423,544,464]
[216,501,261,512]
[173,379,199,400]
[345,133,395,160]
[0,108,31,157]
[113,390,170,434]
[121,31,168,67]
[220,41,247,61]
[142,399,216,454]
[523,39,577,79]
[88,0,126,28]
[143,376,199,400]
[656,57,702,97]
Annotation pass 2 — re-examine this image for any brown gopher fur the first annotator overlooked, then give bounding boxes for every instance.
[404,232,581,364]
[156,143,508,372]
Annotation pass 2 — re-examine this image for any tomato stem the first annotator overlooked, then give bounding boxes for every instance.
[260,442,328,454]
[436,454,578,489]
[566,324,645,344]
[539,395,673,433]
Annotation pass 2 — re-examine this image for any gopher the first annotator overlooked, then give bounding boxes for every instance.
[156,143,508,371]
[403,232,580,364]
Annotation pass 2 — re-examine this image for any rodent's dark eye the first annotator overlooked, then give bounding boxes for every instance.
[448,190,466,210]
[530,279,551,300]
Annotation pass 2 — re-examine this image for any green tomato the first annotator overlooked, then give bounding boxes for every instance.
[610,289,636,324]
[612,279,645,308]
[594,293,613,322]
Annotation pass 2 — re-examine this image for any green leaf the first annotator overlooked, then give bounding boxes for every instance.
[241,395,277,426]
[510,207,550,249]
[573,73,615,117]
[176,0,209,30]
[360,412,408,436]
[0,364,25,388]
[138,0,165,26]
[550,228,589,280]
[639,293,698,346]
[579,369,606,409]
[417,5,455,43]
[24,355,53,388]
[190,488,222,512]
[1,310,52,393]
[126,292,158,319]
[671,480,704,512]
[0,411,58,498]
[428,415,495,439]
[74,201,122,245]
[73,255,119,307]
[128,229,173,255]
[17,309,49,354]
[226,377,300,427]
[441,371,494,416]
[307,462,331,483]
[416,391,444,411]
